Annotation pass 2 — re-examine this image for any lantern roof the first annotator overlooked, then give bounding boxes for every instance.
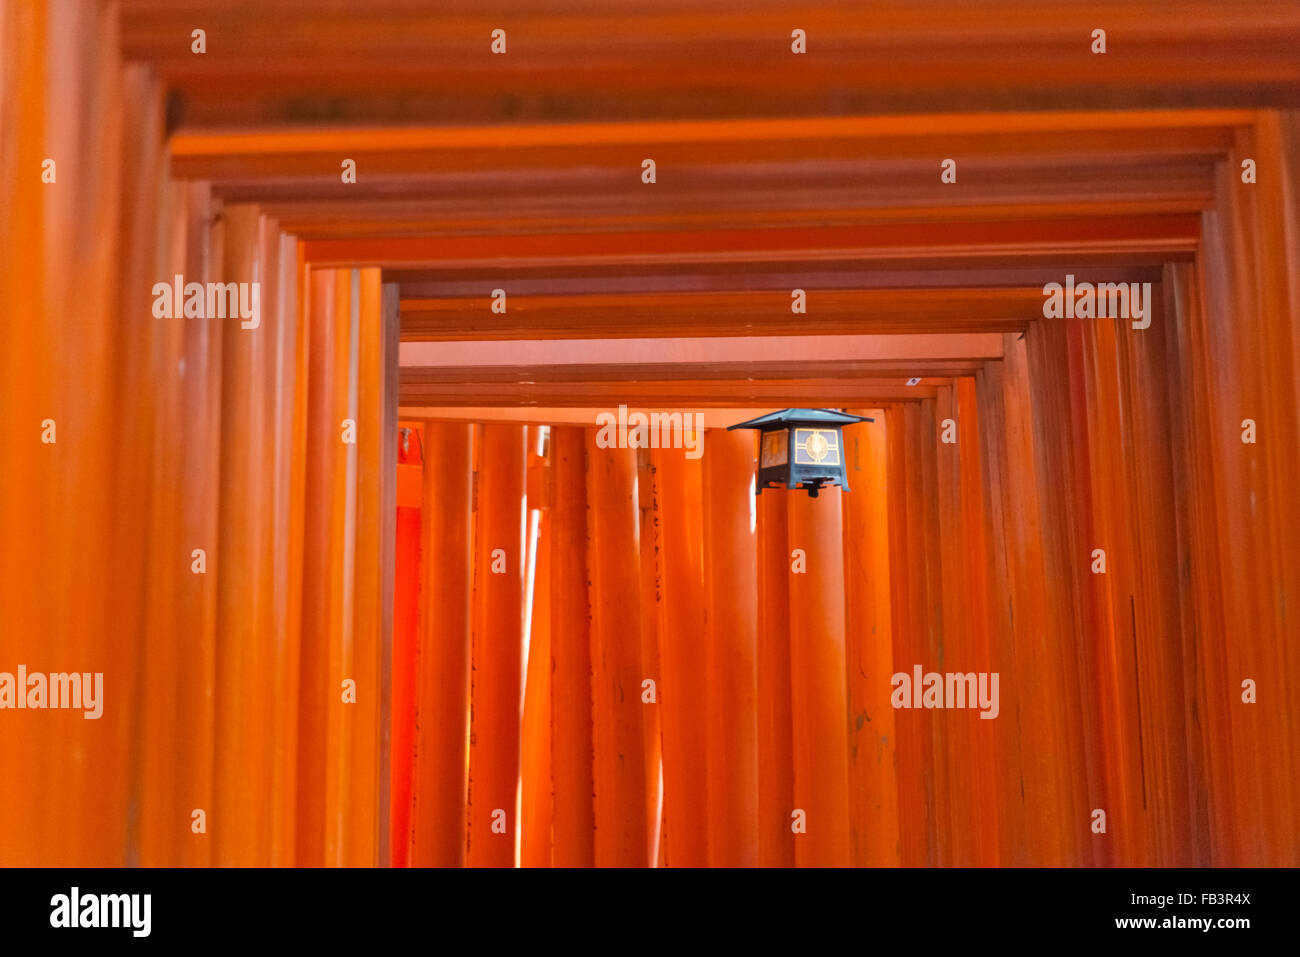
[726,408,874,431]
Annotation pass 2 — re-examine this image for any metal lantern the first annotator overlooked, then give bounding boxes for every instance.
[727,408,874,497]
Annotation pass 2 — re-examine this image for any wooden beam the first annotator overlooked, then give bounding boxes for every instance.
[304,216,1201,269]
[400,291,1037,340]
[400,378,943,406]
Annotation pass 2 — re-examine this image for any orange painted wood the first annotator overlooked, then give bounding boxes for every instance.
[932,381,1000,865]
[548,426,597,866]
[400,288,1039,340]
[1022,321,1108,867]
[321,268,357,868]
[637,449,665,865]
[1073,317,1150,867]
[280,239,314,867]
[168,111,1248,165]
[305,216,1200,270]
[132,124,186,870]
[841,412,900,867]
[521,507,554,867]
[410,422,474,867]
[0,0,49,860]
[954,379,998,866]
[1165,261,1238,865]
[390,425,423,867]
[652,448,710,867]
[756,491,795,867]
[585,435,649,866]
[345,266,387,866]
[137,176,220,866]
[212,205,277,866]
[133,0,1298,127]
[702,428,759,866]
[266,222,308,868]
[932,385,966,865]
[1168,118,1300,864]
[391,500,421,866]
[173,180,225,868]
[787,489,852,867]
[991,335,1072,864]
[884,404,925,866]
[466,423,527,867]
[972,350,1030,865]
[400,376,945,408]
[296,269,342,865]
[72,6,143,870]
[8,7,166,866]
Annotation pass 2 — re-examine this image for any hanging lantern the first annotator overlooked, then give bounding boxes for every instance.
[727,408,874,497]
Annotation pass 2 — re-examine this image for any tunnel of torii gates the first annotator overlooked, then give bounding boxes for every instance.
[2,0,1300,868]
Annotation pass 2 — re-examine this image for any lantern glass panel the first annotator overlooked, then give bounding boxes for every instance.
[760,430,788,468]
[793,427,839,466]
